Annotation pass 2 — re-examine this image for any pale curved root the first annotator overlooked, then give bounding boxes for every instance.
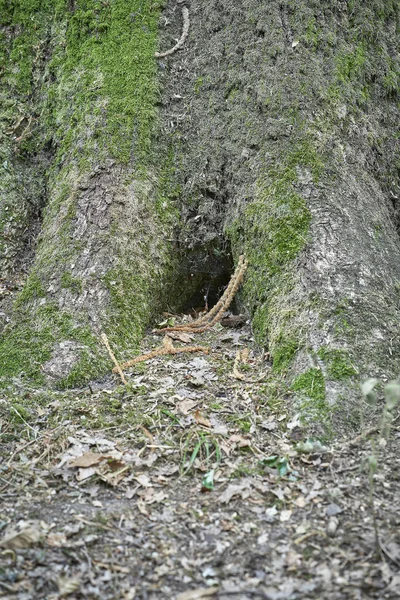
[155,6,190,58]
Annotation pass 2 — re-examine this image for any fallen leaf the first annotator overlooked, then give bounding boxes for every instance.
[137,500,149,516]
[194,410,211,428]
[325,503,343,516]
[69,452,109,468]
[57,576,80,597]
[124,588,137,600]
[280,509,292,522]
[0,520,48,549]
[76,467,97,482]
[219,480,252,503]
[257,532,269,545]
[295,496,307,508]
[177,399,198,415]
[134,473,152,488]
[167,331,193,344]
[265,506,278,522]
[46,532,67,547]
[229,434,251,448]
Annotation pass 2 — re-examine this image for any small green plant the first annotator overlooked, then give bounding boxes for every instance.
[360,378,400,555]
[180,431,222,489]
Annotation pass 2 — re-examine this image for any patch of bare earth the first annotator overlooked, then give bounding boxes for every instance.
[1,319,400,600]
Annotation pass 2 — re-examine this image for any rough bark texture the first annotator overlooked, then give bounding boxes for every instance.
[0,0,183,388]
[1,0,400,433]
[156,0,400,432]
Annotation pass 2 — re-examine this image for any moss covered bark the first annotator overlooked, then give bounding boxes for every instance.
[155,0,400,434]
[1,0,400,436]
[0,0,182,388]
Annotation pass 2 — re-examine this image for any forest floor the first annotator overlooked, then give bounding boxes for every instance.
[1,316,400,600]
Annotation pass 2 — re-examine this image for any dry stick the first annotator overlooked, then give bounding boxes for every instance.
[113,344,209,373]
[155,6,190,58]
[101,333,127,385]
[155,257,247,334]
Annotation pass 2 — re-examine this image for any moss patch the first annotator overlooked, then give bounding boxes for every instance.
[317,347,357,380]
[290,368,329,425]
[0,302,102,388]
[227,139,324,358]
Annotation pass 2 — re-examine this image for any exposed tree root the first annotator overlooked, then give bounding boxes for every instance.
[155,6,190,58]
[154,255,248,335]
[112,336,209,373]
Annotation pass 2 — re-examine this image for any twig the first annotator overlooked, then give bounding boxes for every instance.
[101,333,127,384]
[379,538,400,569]
[231,349,245,380]
[155,6,190,58]
[113,342,209,372]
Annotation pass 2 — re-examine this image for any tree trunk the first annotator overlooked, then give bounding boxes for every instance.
[1,0,399,433]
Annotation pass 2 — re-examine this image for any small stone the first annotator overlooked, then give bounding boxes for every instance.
[325,503,343,517]
[326,516,339,537]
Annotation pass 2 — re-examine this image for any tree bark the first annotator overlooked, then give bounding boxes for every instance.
[1,0,399,433]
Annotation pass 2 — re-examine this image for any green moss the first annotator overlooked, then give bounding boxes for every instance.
[42,0,163,165]
[14,273,45,307]
[61,272,83,294]
[227,139,324,353]
[0,302,100,388]
[317,347,357,380]
[272,336,299,373]
[194,76,204,94]
[291,368,326,409]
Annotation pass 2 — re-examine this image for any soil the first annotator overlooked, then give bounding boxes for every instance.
[1,317,400,600]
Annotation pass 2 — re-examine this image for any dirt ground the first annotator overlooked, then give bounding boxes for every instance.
[1,316,400,600]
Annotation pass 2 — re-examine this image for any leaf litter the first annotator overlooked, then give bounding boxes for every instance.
[1,317,400,599]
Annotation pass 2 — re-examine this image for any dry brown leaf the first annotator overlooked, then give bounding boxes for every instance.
[98,462,130,487]
[295,496,307,508]
[46,532,68,547]
[177,399,198,414]
[229,434,251,448]
[167,331,193,344]
[134,473,152,488]
[194,410,211,428]
[0,520,48,549]
[218,481,252,503]
[69,451,110,468]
